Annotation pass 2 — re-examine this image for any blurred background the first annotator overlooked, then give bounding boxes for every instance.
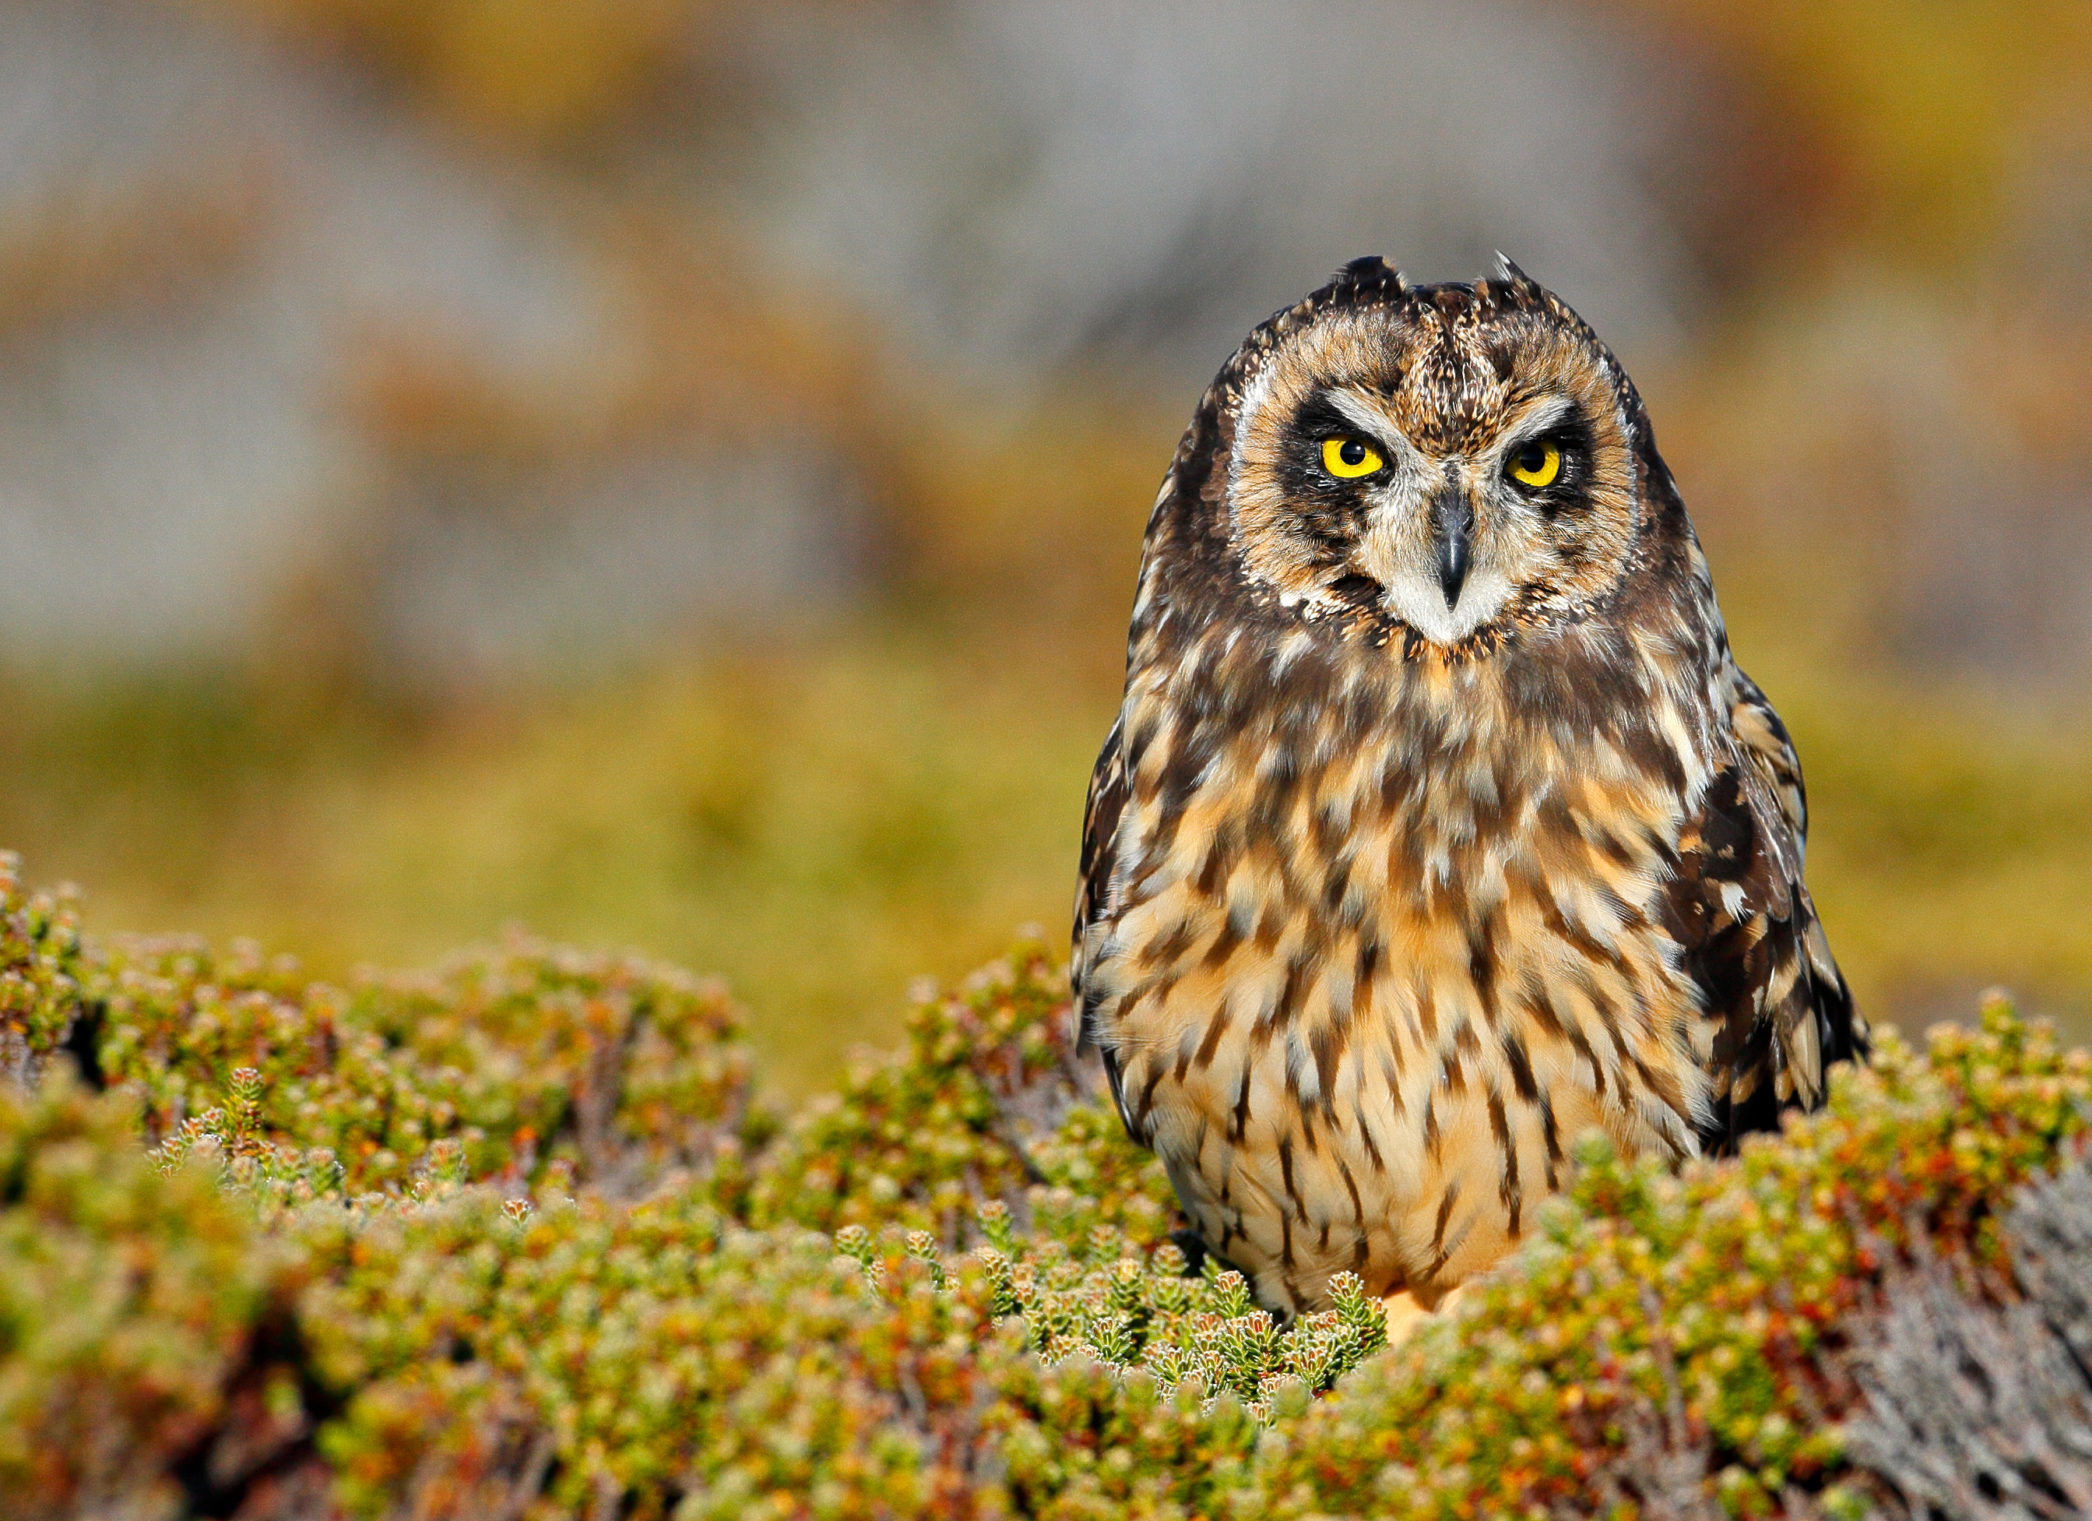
[1,0,2088,1091]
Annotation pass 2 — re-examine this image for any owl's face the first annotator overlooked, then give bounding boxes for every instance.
[1225,270,1643,650]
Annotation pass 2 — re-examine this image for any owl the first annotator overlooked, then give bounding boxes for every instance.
[1071,257,1866,1321]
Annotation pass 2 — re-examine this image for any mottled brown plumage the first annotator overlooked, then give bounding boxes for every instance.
[1072,257,1865,1316]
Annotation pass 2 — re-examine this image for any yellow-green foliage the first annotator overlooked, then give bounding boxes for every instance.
[0,854,85,1077]
[88,928,762,1198]
[5,851,2092,1519]
[0,1073,298,1520]
[743,940,1171,1247]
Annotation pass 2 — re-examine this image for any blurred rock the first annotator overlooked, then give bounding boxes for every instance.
[367,445,865,683]
[0,0,862,675]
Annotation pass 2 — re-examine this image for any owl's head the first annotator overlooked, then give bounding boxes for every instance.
[1208,257,1664,653]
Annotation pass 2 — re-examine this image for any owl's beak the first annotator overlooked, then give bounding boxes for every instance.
[1432,487,1473,608]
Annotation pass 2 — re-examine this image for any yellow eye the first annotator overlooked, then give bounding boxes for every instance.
[1507,439,1561,489]
[1321,437,1384,479]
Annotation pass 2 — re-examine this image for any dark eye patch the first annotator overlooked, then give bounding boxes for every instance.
[1263,394,1386,561]
[1509,415,1595,517]
[1283,394,1386,492]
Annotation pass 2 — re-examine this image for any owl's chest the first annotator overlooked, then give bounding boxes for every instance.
[1111,662,1688,966]
[1089,669,1715,1305]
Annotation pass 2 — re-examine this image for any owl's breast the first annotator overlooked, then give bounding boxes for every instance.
[1084,639,1719,1311]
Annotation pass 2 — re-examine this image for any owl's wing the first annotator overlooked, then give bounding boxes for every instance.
[1070,714,1134,1121]
[1071,714,1126,1035]
[1667,668,1867,1153]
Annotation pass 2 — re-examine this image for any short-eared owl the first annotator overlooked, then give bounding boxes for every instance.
[1072,257,1865,1317]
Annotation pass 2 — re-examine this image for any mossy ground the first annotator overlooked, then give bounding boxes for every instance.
[7,850,2092,1519]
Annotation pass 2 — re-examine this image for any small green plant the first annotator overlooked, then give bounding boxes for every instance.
[949,1219,1386,1421]
[0,852,85,1086]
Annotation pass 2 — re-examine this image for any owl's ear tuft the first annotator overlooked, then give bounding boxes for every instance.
[1492,252,1545,302]
[1329,255,1408,303]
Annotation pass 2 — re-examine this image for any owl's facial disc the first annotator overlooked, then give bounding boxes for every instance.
[1225,289,1641,651]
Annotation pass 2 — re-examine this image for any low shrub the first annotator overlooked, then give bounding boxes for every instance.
[4,848,2092,1519]
[88,928,764,1200]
